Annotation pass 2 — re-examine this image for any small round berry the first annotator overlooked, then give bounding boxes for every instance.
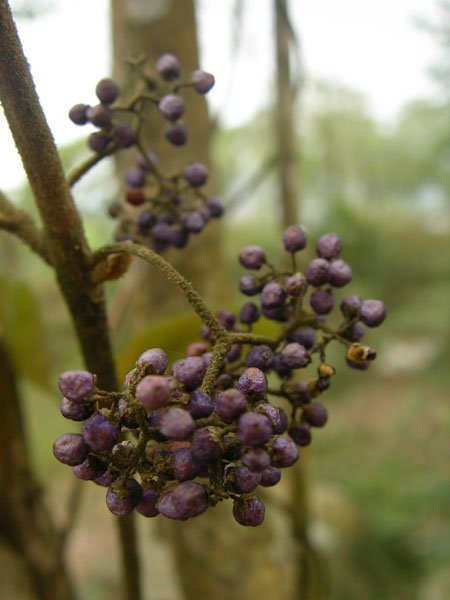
[165,123,188,146]
[183,162,209,187]
[88,132,110,153]
[207,197,225,217]
[240,302,260,324]
[238,412,272,446]
[87,104,112,127]
[156,53,181,81]
[136,375,171,411]
[310,289,334,315]
[239,275,260,296]
[260,466,281,487]
[136,348,169,375]
[270,436,299,467]
[58,370,94,403]
[289,327,316,349]
[215,388,248,422]
[60,397,92,421]
[236,368,267,394]
[106,479,143,516]
[158,94,185,121]
[303,402,328,427]
[359,300,386,328]
[173,447,202,482]
[82,413,118,451]
[241,448,271,472]
[187,391,214,419]
[316,233,342,259]
[69,103,89,125]
[191,427,222,461]
[53,433,86,466]
[136,486,160,517]
[239,245,265,269]
[261,282,286,309]
[172,356,206,390]
[284,273,306,296]
[160,407,196,440]
[280,343,310,369]
[114,123,137,148]
[245,345,273,371]
[305,258,329,286]
[340,295,363,318]
[283,225,307,252]
[234,465,261,493]
[288,422,312,446]
[96,78,120,104]
[125,167,146,188]
[173,482,209,520]
[226,344,242,363]
[191,69,215,94]
[184,211,205,234]
[232,495,265,526]
[328,259,352,287]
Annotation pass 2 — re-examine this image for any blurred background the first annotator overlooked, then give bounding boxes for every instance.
[0,1,449,599]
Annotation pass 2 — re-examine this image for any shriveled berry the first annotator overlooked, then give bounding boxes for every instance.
[257,403,287,434]
[236,368,267,394]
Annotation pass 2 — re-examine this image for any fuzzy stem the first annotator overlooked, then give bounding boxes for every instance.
[67,148,115,188]
[0,4,142,599]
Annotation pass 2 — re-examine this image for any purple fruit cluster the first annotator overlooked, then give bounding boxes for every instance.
[53,226,385,527]
[68,54,223,252]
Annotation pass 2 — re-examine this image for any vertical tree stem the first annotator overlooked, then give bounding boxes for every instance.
[0,3,141,599]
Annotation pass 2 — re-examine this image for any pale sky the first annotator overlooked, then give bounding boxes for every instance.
[0,0,441,191]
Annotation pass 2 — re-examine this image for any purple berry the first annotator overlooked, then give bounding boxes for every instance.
[136,375,171,410]
[239,245,265,269]
[236,368,267,394]
[173,447,202,481]
[305,258,329,286]
[303,402,328,427]
[289,327,316,349]
[270,436,299,467]
[88,132,110,153]
[87,104,112,127]
[106,479,143,516]
[158,482,208,520]
[215,388,248,422]
[96,78,120,104]
[240,302,260,324]
[207,197,224,217]
[260,466,281,487]
[238,412,272,446]
[241,448,271,472]
[58,371,94,403]
[233,495,265,526]
[283,225,307,252]
[316,233,342,259]
[191,69,215,94]
[258,403,288,434]
[172,356,206,390]
[288,422,312,446]
[328,259,352,287]
[125,167,146,188]
[69,103,89,125]
[136,348,169,375]
[245,345,273,371]
[73,459,106,481]
[340,295,363,318]
[184,211,205,233]
[156,53,181,81]
[261,282,286,309]
[95,470,114,487]
[160,407,196,440]
[136,486,160,517]
[82,413,118,451]
[191,427,222,461]
[114,124,137,148]
[284,273,306,296]
[158,94,185,121]
[239,275,260,296]
[165,123,188,146]
[183,162,209,187]
[280,343,310,369]
[234,465,261,493]
[187,390,214,419]
[60,397,92,421]
[310,289,334,314]
[53,433,86,466]
[359,300,386,328]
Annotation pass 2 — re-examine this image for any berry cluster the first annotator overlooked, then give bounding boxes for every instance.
[68,53,223,251]
[53,226,385,526]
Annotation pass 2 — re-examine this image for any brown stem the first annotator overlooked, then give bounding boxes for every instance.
[0,190,51,263]
[66,148,115,188]
[0,4,141,599]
